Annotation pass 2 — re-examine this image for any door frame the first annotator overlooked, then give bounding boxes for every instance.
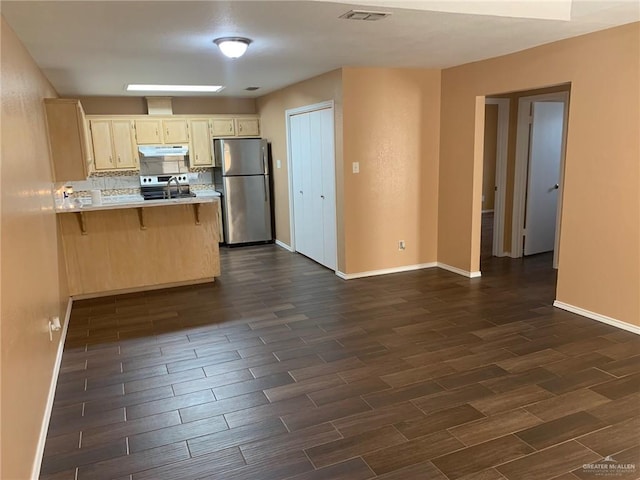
[485,98,510,257]
[512,91,569,267]
[284,100,336,263]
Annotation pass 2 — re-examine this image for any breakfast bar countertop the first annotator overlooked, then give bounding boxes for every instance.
[55,191,221,213]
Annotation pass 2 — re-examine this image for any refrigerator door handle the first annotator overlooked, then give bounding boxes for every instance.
[264,175,268,202]
[262,143,268,175]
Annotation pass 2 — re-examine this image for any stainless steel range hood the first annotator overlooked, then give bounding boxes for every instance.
[138,145,189,175]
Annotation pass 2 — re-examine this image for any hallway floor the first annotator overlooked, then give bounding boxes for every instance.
[41,244,640,479]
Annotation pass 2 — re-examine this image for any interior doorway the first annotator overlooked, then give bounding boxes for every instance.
[479,86,570,273]
[481,98,509,263]
[513,92,569,268]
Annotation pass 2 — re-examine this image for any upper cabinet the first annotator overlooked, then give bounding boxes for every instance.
[134,118,189,144]
[210,117,260,138]
[210,118,235,137]
[189,119,213,166]
[89,119,138,171]
[134,119,162,144]
[44,98,92,181]
[163,119,189,143]
[236,118,260,137]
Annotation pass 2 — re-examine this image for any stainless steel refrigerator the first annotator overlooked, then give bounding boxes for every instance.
[213,138,273,245]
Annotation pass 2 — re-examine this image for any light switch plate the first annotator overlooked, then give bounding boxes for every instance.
[352,162,360,174]
[276,159,281,169]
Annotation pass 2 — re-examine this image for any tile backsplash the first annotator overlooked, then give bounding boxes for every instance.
[55,170,215,200]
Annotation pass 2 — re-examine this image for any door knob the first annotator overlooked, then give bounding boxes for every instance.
[299,191,303,194]
[320,195,325,199]
[554,184,559,189]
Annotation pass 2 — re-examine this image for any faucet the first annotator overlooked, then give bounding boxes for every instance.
[164,176,181,199]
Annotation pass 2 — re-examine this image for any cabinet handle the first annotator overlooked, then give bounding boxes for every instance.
[117,155,121,164]
[196,154,199,160]
[166,128,170,136]
[155,129,158,136]
[321,195,325,199]
[239,124,243,132]
[109,156,113,164]
[299,190,303,194]
[229,124,232,132]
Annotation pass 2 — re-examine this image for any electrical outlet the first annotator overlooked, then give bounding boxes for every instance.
[399,240,406,251]
[352,162,360,174]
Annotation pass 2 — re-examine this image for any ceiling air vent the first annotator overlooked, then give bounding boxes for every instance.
[339,10,391,21]
[245,87,260,91]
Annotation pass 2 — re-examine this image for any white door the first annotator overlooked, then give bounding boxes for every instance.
[289,106,336,270]
[318,108,337,270]
[524,101,564,256]
[291,113,313,260]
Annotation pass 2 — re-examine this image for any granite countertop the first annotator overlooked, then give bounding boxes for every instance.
[55,191,220,213]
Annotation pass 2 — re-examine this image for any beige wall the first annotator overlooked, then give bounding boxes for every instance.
[439,23,640,325]
[256,69,344,258]
[258,67,441,275]
[342,67,441,274]
[78,96,256,115]
[1,17,70,479]
[482,104,498,211]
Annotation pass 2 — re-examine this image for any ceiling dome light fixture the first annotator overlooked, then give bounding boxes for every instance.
[214,37,252,59]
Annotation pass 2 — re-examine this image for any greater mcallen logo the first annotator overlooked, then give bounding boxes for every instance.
[583,456,637,476]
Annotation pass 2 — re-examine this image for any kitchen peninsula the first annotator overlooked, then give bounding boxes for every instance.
[57,194,220,297]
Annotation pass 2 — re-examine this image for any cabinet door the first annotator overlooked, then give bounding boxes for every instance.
[190,119,213,166]
[236,118,260,137]
[134,119,162,144]
[163,119,189,143]
[90,120,115,170]
[211,118,235,137]
[112,120,137,169]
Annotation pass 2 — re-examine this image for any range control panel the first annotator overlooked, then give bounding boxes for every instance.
[140,174,189,186]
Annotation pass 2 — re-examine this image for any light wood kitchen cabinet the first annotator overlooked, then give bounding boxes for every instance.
[210,118,235,137]
[44,98,91,181]
[89,119,138,171]
[236,118,260,137]
[112,120,138,168]
[134,119,162,144]
[189,119,213,166]
[163,119,189,143]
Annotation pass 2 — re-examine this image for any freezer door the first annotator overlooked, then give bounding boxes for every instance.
[215,138,268,176]
[223,175,272,244]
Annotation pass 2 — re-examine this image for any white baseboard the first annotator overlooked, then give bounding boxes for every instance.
[553,300,640,335]
[32,297,73,480]
[437,262,482,278]
[275,240,293,252]
[336,262,437,280]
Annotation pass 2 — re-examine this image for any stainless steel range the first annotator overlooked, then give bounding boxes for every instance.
[140,174,195,200]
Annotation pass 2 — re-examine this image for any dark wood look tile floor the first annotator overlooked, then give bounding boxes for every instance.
[41,238,640,479]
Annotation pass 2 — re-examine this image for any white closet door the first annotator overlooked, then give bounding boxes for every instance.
[319,108,337,270]
[289,105,336,270]
[307,110,325,264]
[291,114,310,258]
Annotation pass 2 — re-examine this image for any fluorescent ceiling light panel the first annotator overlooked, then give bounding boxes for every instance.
[126,84,224,92]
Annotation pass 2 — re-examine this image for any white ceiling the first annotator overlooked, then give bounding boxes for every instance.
[1,1,638,98]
